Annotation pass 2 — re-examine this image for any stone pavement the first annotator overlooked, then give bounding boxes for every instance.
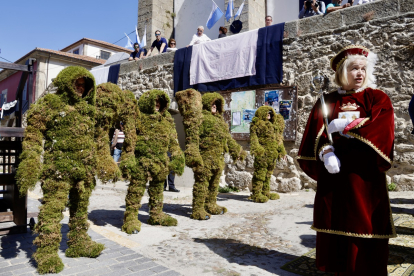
[1,181,413,276]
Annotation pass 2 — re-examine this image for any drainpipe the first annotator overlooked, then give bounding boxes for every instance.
[46,53,51,88]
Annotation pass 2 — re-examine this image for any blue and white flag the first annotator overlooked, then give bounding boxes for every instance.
[234,0,245,19]
[140,25,147,48]
[124,33,133,48]
[206,0,224,30]
[225,0,234,22]
[135,26,141,45]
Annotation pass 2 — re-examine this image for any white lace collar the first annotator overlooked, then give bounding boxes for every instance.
[337,86,367,94]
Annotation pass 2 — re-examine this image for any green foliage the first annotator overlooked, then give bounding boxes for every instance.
[121,89,184,233]
[388,182,397,191]
[250,106,286,203]
[218,185,240,193]
[16,68,129,273]
[177,90,246,219]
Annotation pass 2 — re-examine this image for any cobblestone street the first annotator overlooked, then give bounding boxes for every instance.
[1,181,413,276]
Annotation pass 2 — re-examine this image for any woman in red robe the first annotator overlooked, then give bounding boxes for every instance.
[297,45,396,276]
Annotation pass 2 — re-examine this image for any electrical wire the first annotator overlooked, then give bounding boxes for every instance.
[0,56,13,63]
[46,29,138,71]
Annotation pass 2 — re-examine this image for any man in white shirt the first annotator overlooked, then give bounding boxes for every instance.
[187,26,211,47]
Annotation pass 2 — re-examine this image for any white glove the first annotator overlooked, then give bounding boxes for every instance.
[327,118,352,134]
[323,152,341,174]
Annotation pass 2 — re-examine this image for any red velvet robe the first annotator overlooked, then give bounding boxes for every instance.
[297,88,396,275]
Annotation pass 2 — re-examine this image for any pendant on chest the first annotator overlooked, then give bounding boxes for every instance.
[338,102,360,121]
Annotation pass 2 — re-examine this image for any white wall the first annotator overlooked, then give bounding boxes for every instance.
[84,44,118,59]
[45,58,93,88]
[267,0,300,25]
[66,45,84,55]
[174,0,225,49]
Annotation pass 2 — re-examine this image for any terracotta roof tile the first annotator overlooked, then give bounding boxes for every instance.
[36,48,106,64]
[61,38,133,53]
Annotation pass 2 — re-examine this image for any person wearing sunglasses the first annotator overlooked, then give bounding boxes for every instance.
[166,38,178,52]
[145,30,168,57]
[128,43,147,61]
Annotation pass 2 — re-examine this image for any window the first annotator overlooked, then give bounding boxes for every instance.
[73,48,80,55]
[100,50,111,60]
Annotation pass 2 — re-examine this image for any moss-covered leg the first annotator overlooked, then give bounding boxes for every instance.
[66,179,104,258]
[33,179,70,274]
[191,166,211,220]
[263,161,279,200]
[205,167,227,215]
[251,158,269,203]
[147,177,177,226]
[122,176,146,234]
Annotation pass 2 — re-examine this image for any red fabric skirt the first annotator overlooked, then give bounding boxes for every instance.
[316,232,389,276]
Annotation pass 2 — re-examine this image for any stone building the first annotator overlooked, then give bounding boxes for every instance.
[121,0,414,192]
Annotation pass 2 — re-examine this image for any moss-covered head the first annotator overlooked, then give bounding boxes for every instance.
[253,106,277,123]
[138,89,170,115]
[201,92,224,114]
[53,66,96,105]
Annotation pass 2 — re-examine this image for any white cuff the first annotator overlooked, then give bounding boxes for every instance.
[319,145,335,161]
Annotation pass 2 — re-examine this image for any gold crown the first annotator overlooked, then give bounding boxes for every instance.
[340,102,360,111]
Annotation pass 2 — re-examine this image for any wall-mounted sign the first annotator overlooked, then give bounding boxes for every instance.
[220,85,297,141]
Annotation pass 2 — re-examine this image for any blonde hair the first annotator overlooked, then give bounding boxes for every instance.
[334,53,377,89]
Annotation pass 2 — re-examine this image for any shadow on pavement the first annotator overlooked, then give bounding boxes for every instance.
[193,237,300,275]
[217,193,250,202]
[299,234,316,248]
[88,202,192,228]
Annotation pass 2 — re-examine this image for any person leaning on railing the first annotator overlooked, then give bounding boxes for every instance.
[299,0,326,18]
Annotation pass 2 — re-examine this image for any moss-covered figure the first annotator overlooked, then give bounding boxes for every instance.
[15,67,131,274]
[120,89,185,234]
[176,89,246,220]
[249,106,286,203]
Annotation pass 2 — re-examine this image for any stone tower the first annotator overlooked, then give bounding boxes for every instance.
[137,0,175,51]
[137,0,267,50]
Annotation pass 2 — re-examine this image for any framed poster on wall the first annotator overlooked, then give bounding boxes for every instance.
[220,85,297,141]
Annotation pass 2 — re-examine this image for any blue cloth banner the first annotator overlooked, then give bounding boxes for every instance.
[173,22,285,95]
[206,1,224,30]
[225,0,234,21]
[108,64,121,84]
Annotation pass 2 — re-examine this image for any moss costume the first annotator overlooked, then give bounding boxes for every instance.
[16,67,130,274]
[120,89,185,234]
[176,89,246,220]
[249,106,286,203]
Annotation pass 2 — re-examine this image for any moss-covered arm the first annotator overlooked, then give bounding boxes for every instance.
[118,91,140,180]
[274,114,287,160]
[16,98,50,195]
[175,89,204,168]
[167,114,185,176]
[226,130,247,162]
[249,119,265,156]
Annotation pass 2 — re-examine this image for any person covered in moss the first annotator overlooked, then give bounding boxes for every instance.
[176,89,246,220]
[120,89,185,234]
[249,106,286,203]
[15,67,133,274]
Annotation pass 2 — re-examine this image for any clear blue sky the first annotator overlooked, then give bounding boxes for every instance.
[0,0,139,62]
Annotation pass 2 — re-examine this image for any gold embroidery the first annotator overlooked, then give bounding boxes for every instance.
[314,125,325,159]
[310,225,397,239]
[352,117,370,130]
[318,143,332,160]
[296,156,316,160]
[346,131,392,164]
[330,45,370,71]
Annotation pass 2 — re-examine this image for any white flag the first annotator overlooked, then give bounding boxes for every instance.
[234,0,245,19]
[141,25,147,48]
[124,33,133,48]
[135,25,141,45]
[225,0,234,22]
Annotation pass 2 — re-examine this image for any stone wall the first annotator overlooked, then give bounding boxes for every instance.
[119,0,414,192]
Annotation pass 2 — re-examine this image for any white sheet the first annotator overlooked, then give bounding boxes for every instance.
[90,66,110,85]
[189,29,259,85]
